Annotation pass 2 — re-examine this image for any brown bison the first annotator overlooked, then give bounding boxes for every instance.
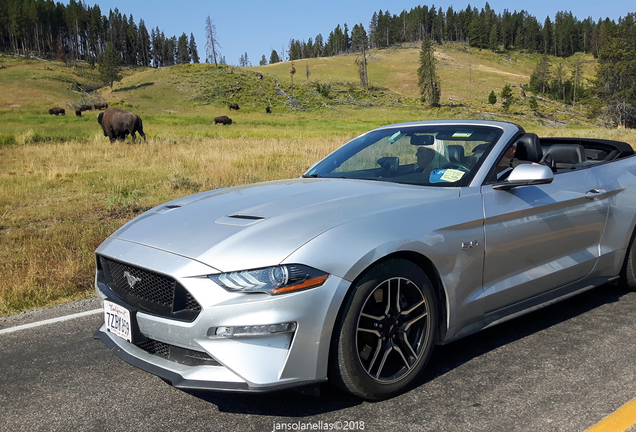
[228,103,240,110]
[94,102,109,110]
[265,106,272,114]
[214,115,232,125]
[79,104,92,111]
[49,107,65,115]
[97,108,146,143]
[75,109,82,117]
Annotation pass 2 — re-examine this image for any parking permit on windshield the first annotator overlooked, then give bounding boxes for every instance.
[441,169,465,182]
[430,168,465,183]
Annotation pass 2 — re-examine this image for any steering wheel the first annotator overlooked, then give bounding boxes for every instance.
[441,162,469,171]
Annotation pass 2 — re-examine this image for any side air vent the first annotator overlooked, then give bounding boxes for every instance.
[155,204,182,214]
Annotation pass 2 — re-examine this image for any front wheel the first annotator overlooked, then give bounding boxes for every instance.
[329,259,437,400]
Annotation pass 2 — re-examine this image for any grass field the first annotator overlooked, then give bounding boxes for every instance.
[1,46,635,316]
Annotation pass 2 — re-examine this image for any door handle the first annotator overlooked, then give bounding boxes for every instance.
[585,188,606,199]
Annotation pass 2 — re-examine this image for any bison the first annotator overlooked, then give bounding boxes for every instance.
[49,107,65,115]
[79,104,92,111]
[75,109,82,117]
[94,102,109,110]
[97,108,146,143]
[228,103,240,110]
[265,106,272,114]
[214,115,232,125]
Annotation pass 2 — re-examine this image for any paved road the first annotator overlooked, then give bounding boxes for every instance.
[2,285,636,432]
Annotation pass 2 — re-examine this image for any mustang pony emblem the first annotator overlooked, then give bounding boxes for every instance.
[123,271,141,289]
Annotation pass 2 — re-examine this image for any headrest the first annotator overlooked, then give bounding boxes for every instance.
[447,145,465,161]
[514,133,543,163]
[543,144,586,164]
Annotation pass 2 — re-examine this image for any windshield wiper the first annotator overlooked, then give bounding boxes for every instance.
[302,173,322,178]
[356,177,385,182]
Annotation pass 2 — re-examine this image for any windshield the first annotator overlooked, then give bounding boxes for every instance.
[305,125,503,187]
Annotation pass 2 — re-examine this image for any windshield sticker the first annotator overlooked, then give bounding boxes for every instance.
[429,169,466,183]
[452,131,473,138]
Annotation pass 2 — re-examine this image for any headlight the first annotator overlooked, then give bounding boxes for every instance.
[208,264,329,295]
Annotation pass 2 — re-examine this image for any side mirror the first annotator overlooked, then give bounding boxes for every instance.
[493,164,554,190]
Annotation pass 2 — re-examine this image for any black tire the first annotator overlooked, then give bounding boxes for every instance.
[620,231,636,291]
[329,258,437,400]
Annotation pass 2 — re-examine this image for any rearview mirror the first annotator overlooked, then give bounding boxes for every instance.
[493,164,554,190]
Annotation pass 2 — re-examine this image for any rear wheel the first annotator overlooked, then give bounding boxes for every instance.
[620,231,636,291]
[329,259,437,400]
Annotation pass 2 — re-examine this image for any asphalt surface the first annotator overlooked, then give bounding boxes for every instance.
[2,285,636,432]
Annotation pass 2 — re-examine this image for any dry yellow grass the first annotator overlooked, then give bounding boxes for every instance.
[0,136,344,315]
[255,43,597,107]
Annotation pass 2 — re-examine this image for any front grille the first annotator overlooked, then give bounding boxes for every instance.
[135,338,220,367]
[98,255,201,322]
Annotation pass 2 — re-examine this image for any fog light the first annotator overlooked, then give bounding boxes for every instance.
[215,322,297,338]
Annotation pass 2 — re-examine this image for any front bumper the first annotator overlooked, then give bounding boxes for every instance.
[94,238,351,392]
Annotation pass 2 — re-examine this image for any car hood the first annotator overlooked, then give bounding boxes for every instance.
[108,178,459,273]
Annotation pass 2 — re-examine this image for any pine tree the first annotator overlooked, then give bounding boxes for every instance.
[189,33,200,63]
[500,84,515,111]
[314,34,324,57]
[259,54,267,65]
[164,35,176,66]
[369,12,378,48]
[489,24,499,52]
[596,33,636,127]
[352,24,369,89]
[269,49,280,64]
[99,41,122,90]
[138,20,151,67]
[151,27,165,67]
[239,52,250,67]
[417,38,441,107]
[469,14,487,48]
[551,63,568,102]
[177,33,190,64]
[488,91,497,104]
[529,55,552,94]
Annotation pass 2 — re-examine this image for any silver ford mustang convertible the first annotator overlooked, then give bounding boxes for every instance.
[94,120,636,400]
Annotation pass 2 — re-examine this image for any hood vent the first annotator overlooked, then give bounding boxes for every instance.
[215,214,267,226]
[228,214,266,221]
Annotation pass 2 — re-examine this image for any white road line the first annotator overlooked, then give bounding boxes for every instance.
[0,309,102,335]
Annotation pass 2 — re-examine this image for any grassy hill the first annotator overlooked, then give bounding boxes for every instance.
[0,45,635,316]
[0,43,607,144]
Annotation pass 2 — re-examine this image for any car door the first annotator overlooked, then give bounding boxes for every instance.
[480,168,608,313]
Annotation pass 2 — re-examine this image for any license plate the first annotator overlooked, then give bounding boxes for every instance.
[104,299,133,343]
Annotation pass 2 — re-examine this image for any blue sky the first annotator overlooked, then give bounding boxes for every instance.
[71,1,634,65]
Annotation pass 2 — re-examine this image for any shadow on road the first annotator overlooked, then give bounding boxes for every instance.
[185,284,627,416]
[421,284,626,382]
